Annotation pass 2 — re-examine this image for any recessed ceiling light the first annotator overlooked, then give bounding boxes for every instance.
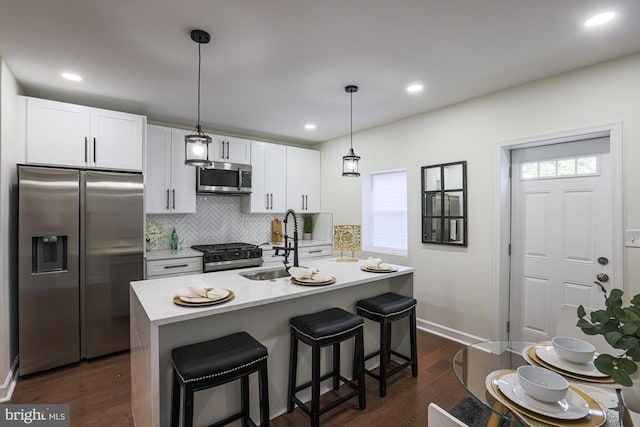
[61,72,83,81]
[406,84,423,93]
[304,123,317,130]
[585,11,616,27]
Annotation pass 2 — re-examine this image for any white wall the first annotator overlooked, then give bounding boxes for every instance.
[320,52,640,340]
[0,58,22,400]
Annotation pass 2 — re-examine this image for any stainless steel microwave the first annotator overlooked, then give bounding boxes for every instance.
[197,162,252,194]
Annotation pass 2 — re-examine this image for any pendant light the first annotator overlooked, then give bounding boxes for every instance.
[342,85,361,177]
[184,29,213,166]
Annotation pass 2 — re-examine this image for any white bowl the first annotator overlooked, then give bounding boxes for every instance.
[552,336,596,364]
[517,365,569,402]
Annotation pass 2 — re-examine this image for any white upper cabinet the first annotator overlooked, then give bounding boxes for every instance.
[286,146,321,212]
[209,134,251,165]
[242,141,286,213]
[25,97,144,171]
[145,125,196,214]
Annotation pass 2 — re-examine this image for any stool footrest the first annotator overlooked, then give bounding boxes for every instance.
[209,411,256,427]
[292,388,363,418]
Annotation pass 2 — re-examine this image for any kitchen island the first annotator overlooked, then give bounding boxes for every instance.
[130,258,414,426]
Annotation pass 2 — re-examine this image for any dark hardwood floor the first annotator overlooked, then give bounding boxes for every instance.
[9,330,468,426]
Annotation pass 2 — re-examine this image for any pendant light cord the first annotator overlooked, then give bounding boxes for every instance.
[350,90,353,150]
[197,41,202,131]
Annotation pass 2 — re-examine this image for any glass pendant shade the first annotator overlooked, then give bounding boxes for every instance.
[342,147,360,177]
[185,125,212,166]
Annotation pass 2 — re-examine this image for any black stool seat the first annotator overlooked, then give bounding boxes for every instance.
[356,292,418,397]
[287,308,366,427]
[290,307,364,341]
[171,331,270,427]
[356,292,416,318]
[172,331,268,382]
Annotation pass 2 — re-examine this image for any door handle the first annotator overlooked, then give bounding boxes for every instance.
[270,193,273,210]
[596,273,609,282]
[221,141,225,159]
[226,141,230,159]
[598,256,609,265]
[266,193,269,210]
[302,195,305,210]
[84,137,88,163]
[93,137,97,163]
[305,195,308,210]
[166,189,170,210]
[172,189,176,209]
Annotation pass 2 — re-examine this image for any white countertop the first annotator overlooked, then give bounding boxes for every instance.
[130,258,413,326]
[145,248,203,261]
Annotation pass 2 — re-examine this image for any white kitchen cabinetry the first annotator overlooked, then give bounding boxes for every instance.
[242,141,286,213]
[25,96,144,171]
[286,146,321,212]
[262,243,332,265]
[146,125,196,214]
[209,134,251,165]
[146,257,202,279]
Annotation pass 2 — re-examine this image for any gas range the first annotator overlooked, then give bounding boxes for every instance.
[191,242,263,273]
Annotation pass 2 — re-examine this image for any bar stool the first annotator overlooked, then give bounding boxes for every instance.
[171,331,270,427]
[287,307,366,427]
[356,292,418,397]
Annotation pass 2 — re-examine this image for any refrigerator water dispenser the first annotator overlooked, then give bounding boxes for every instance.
[32,235,67,273]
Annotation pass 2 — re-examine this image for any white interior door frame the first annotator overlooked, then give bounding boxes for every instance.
[492,122,623,340]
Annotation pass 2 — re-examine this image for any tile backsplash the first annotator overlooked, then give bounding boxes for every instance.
[146,195,333,250]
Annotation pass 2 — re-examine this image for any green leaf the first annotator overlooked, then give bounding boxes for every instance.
[605,331,624,347]
[577,305,587,318]
[622,322,639,336]
[610,369,633,387]
[618,358,638,374]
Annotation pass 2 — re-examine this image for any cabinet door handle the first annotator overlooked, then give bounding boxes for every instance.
[302,194,305,210]
[226,141,230,159]
[172,189,176,209]
[309,249,322,254]
[270,193,273,210]
[84,137,88,162]
[166,189,170,210]
[164,264,188,269]
[266,193,269,210]
[93,137,97,163]
[305,195,308,210]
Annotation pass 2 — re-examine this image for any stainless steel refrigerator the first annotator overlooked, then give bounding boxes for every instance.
[18,165,143,375]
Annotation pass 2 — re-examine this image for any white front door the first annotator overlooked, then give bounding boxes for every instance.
[509,137,613,342]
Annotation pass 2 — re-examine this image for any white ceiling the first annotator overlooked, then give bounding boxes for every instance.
[1,0,639,144]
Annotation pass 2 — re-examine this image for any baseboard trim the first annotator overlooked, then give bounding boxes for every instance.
[417,317,487,346]
[0,355,18,403]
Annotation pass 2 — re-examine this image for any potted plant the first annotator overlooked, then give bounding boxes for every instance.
[577,281,640,387]
[301,213,315,240]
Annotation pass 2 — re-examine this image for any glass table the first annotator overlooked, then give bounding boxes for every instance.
[452,341,635,427]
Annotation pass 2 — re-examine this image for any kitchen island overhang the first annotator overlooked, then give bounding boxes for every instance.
[130,258,414,426]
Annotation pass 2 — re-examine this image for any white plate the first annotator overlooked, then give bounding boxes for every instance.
[496,373,590,420]
[536,346,607,378]
[179,288,230,303]
[290,275,336,284]
[361,265,397,273]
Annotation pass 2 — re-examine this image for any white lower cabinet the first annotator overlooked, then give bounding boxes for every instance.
[262,244,332,265]
[146,257,202,279]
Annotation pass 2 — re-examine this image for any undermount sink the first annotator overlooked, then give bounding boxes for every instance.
[239,267,291,281]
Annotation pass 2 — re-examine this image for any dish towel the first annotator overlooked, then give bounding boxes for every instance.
[364,256,392,270]
[289,266,332,282]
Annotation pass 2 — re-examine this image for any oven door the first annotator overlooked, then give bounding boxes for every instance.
[197,162,252,194]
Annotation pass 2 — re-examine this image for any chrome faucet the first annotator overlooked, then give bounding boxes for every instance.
[273,209,299,270]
